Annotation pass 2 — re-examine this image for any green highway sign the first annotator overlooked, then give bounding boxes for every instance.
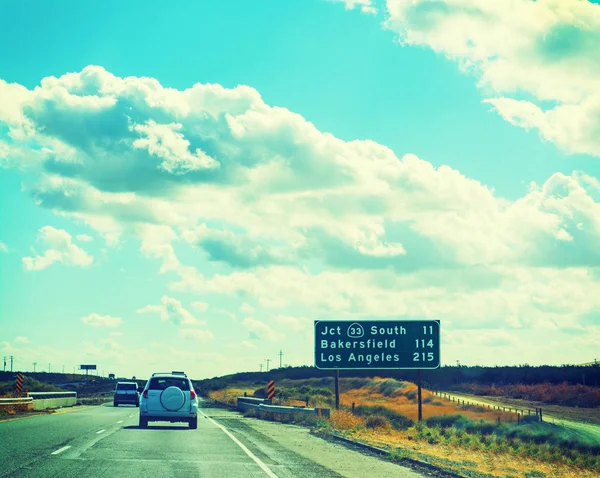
[314,320,440,370]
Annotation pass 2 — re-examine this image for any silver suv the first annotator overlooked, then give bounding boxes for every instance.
[139,372,198,429]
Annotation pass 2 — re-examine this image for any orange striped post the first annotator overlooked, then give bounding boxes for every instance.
[266,380,275,400]
[15,372,24,394]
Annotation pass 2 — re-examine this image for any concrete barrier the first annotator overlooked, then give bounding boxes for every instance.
[28,392,77,410]
[237,397,330,418]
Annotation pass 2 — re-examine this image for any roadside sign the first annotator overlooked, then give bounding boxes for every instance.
[314,320,440,370]
[267,380,275,399]
[79,365,97,370]
[15,372,24,393]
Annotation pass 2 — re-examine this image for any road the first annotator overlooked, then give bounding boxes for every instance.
[0,401,426,477]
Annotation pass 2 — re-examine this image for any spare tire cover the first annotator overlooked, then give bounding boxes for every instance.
[160,386,185,411]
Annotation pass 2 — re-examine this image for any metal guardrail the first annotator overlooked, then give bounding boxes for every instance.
[237,397,330,418]
[0,397,33,405]
[28,392,77,399]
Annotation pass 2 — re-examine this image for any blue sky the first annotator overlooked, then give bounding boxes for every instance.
[1,0,599,378]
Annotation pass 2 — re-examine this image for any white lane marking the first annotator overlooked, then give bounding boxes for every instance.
[117,420,123,424]
[51,445,71,455]
[199,411,278,478]
[96,429,106,434]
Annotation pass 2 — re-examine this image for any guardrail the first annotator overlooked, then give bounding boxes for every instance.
[432,391,542,422]
[237,397,330,418]
[0,397,33,406]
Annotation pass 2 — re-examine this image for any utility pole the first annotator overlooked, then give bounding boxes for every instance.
[2,356,6,372]
[10,356,14,372]
[62,365,65,374]
[265,358,271,372]
[279,350,283,368]
[259,364,263,372]
[48,363,51,373]
[33,362,37,372]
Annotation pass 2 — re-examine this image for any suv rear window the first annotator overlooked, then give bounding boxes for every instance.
[148,377,190,391]
[117,383,137,390]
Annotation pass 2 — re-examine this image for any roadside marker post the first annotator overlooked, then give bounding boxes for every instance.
[266,380,275,400]
[15,372,24,394]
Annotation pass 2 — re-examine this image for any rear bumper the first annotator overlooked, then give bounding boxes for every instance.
[141,413,197,422]
[114,395,139,403]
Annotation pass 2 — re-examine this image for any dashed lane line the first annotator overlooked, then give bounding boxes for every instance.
[51,446,71,455]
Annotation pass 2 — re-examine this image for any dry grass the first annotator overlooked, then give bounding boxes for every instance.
[209,387,256,406]
[207,379,598,477]
[342,377,516,424]
[347,426,597,478]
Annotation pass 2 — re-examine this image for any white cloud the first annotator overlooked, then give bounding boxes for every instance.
[329,0,377,14]
[137,296,202,325]
[191,301,209,312]
[0,241,7,253]
[76,234,93,242]
[22,226,93,271]
[81,313,122,327]
[241,302,255,314]
[14,336,30,344]
[240,340,257,350]
[242,317,285,341]
[178,329,214,341]
[381,0,600,157]
[1,65,599,365]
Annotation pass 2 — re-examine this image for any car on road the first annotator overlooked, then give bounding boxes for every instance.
[113,381,140,407]
[139,371,198,429]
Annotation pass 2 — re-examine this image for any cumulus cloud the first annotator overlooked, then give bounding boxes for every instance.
[329,0,377,14]
[14,336,30,344]
[380,0,600,158]
[0,65,599,357]
[76,234,93,242]
[0,241,7,253]
[22,226,93,271]
[178,329,214,341]
[191,301,209,311]
[242,317,285,341]
[137,296,202,325]
[81,313,122,327]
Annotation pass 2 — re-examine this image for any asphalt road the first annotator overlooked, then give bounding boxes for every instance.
[0,401,426,477]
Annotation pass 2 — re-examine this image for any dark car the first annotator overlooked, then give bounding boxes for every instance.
[113,382,140,407]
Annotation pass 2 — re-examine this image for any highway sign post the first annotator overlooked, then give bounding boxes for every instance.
[79,364,97,379]
[314,320,441,420]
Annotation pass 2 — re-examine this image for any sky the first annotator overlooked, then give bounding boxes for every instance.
[1,0,599,380]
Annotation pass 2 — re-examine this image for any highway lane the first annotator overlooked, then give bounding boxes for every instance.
[0,401,426,477]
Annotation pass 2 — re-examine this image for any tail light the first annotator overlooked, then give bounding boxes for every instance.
[143,390,148,399]
[190,389,196,400]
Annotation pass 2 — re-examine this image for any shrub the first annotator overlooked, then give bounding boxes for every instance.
[366,415,390,429]
[353,405,414,430]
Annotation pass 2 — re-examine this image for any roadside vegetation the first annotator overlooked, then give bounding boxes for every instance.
[206,375,600,477]
[448,382,600,408]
